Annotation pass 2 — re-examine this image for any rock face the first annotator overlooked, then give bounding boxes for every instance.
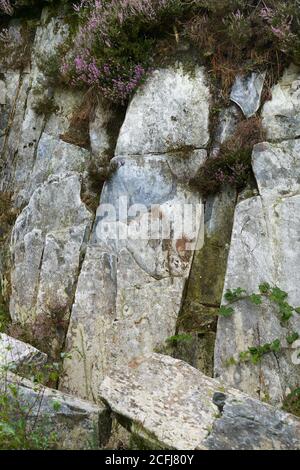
[230,72,266,118]
[10,174,93,333]
[100,353,300,450]
[115,66,210,155]
[215,68,300,405]
[0,333,47,371]
[2,3,300,450]
[1,372,111,450]
[262,64,300,141]
[61,66,209,401]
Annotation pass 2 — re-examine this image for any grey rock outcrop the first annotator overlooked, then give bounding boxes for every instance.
[61,65,209,401]
[10,174,93,333]
[100,353,300,450]
[115,66,210,155]
[262,64,300,141]
[215,82,300,404]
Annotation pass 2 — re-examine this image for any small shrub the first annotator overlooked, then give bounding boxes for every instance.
[282,387,300,418]
[0,304,10,333]
[184,0,300,95]
[0,192,19,242]
[165,333,193,347]
[193,117,264,197]
[59,0,188,104]
[60,89,95,148]
[0,368,59,449]
[32,94,59,117]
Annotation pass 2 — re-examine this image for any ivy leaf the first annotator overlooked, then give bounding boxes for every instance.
[219,305,234,317]
[279,302,294,322]
[249,294,262,305]
[294,307,300,314]
[270,286,288,303]
[287,332,300,345]
[270,339,281,353]
[259,282,271,294]
[224,288,246,302]
[239,351,250,362]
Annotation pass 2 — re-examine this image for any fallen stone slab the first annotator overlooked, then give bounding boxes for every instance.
[0,333,47,372]
[99,353,300,450]
[1,372,111,450]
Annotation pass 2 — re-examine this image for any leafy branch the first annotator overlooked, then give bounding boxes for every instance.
[219,283,300,366]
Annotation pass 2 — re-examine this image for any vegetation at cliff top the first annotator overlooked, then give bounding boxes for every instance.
[2,1,300,105]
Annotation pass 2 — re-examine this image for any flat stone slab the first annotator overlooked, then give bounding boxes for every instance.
[99,353,300,450]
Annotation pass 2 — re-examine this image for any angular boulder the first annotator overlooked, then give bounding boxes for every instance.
[115,66,210,155]
[262,64,300,141]
[99,353,300,450]
[61,156,201,400]
[230,72,266,118]
[0,333,47,371]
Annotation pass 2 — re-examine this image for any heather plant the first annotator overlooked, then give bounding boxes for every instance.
[283,387,300,417]
[184,0,300,95]
[193,117,264,196]
[60,0,187,103]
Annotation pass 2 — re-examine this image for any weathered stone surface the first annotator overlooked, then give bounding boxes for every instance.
[262,64,300,141]
[210,106,240,157]
[0,80,6,105]
[215,139,300,405]
[0,72,30,191]
[28,133,90,198]
[60,244,117,402]
[100,353,300,450]
[10,174,92,325]
[62,151,203,400]
[230,72,266,118]
[89,102,116,158]
[0,333,47,371]
[116,66,210,155]
[1,372,111,450]
[2,16,71,204]
[177,186,236,375]
[166,149,207,183]
[44,89,83,138]
[252,139,300,204]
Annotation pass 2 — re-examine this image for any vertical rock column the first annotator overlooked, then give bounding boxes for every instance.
[61,66,211,402]
[214,65,300,405]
